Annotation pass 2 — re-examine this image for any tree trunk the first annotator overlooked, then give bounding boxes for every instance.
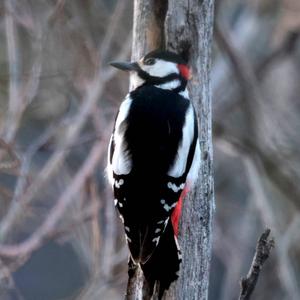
[130,0,215,299]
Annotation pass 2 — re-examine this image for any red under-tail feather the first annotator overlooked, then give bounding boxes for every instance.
[171,185,189,236]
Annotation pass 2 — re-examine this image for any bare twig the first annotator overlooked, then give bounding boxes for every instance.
[0,123,61,240]
[0,139,20,171]
[46,198,100,242]
[0,201,100,287]
[238,229,274,300]
[0,0,131,241]
[0,45,129,243]
[214,28,300,118]
[0,138,106,258]
[3,0,21,142]
[214,22,264,135]
[21,28,43,106]
[257,30,300,78]
[87,178,102,273]
[98,0,128,64]
[217,137,300,300]
[215,23,300,212]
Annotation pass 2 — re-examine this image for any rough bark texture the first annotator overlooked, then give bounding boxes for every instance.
[238,229,275,300]
[126,265,152,300]
[130,0,215,299]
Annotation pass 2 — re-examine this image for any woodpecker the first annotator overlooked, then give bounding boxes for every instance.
[107,50,200,298]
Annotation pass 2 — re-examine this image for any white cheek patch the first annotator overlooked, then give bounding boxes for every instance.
[130,72,145,90]
[146,59,178,78]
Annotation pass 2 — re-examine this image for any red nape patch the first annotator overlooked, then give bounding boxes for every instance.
[171,185,190,236]
[178,64,191,80]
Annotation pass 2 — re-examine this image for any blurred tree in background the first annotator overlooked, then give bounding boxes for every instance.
[0,0,299,299]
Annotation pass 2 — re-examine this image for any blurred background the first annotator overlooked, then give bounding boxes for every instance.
[0,0,299,299]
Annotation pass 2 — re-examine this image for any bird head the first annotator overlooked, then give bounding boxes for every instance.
[110,50,191,90]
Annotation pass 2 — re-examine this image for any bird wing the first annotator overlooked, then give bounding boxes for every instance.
[107,95,133,186]
[108,86,199,263]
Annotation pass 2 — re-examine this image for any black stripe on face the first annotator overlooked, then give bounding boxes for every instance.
[137,66,179,84]
[132,62,184,86]
[136,67,187,91]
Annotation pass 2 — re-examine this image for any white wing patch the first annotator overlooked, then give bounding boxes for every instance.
[168,104,195,177]
[187,139,201,187]
[167,182,185,193]
[114,178,124,188]
[107,135,114,186]
[160,199,177,212]
[110,95,133,177]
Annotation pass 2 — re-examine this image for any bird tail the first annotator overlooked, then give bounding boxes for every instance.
[140,221,182,299]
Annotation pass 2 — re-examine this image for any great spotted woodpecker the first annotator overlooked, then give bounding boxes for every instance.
[107,50,200,298]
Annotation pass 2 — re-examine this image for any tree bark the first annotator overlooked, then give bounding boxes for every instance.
[130,0,215,299]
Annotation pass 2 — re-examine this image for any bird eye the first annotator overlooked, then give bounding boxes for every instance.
[144,58,155,65]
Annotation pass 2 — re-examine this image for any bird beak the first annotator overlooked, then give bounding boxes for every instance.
[109,61,140,72]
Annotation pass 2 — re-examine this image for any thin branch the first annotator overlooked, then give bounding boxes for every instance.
[0,138,106,258]
[98,0,128,64]
[238,229,274,300]
[0,138,20,171]
[46,199,100,242]
[214,23,300,212]
[87,178,102,273]
[0,123,60,240]
[3,0,21,142]
[21,28,43,106]
[214,22,264,133]
[214,28,300,118]
[0,31,131,242]
[217,137,300,300]
[257,30,300,78]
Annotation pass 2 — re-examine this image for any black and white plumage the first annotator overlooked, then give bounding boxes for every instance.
[107,50,200,298]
